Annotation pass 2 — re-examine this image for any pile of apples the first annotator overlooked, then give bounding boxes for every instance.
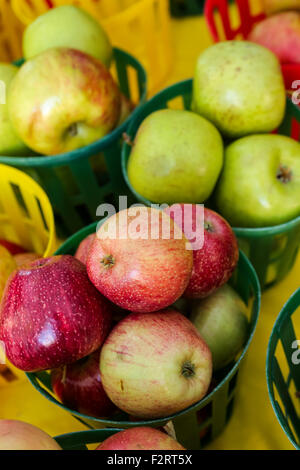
[127,38,300,229]
[0,5,134,157]
[0,205,250,450]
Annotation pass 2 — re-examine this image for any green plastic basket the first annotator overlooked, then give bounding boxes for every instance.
[170,0,205,17]
[266,289,300,450]
[55,429,122,451]
[121,79,300,290]
[26,219,260,450]
[0,48,147,237]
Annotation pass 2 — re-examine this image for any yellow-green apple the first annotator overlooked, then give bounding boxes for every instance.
[0,246,17,300]
[215,134,300,227]
[100,310,212,419]
[190,284,249,371]
[0,64,29,156]
[248,12,300,64]
[0,420,61,450]
[51,349,116,418]
[262,0,300,15]
[0,239,26,255]
[193,41,286,138]
[165,205,239,299]
[23,5,113,68]
[97,427,185,450]
[127,109,223,204]
[14,252,40,267]
[87,207,193,313]
[0,256,113,372]
[75,234,96,265]
[8,48,121,155]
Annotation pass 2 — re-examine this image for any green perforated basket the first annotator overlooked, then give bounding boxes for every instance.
[266,289,300,450]
[121,79,300,290]
[54,429,122,451]
[0,48,147,237]
[26,219,260,450]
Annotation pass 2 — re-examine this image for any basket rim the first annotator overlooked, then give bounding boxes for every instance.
[0,47,147,168]
[121,78,300,236]
[54,428,123,449]
[26,220,261,428]
[266,288,300,450]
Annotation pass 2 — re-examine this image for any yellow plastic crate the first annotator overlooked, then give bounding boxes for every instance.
[11,0,173,92]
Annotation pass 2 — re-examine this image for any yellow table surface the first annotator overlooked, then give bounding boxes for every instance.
[0,11,297,450]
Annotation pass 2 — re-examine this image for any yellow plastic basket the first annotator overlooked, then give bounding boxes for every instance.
[0,164,56,258]
[0,0,23,61]
[11,0,173,92]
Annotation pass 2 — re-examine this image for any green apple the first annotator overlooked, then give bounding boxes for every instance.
[0,64,29,156]
[190,284,249,371]
[8,48,121,156]
[127,109,224,204]
[23,5,113,68]
[193,41,286,139]
[215,134,300,227]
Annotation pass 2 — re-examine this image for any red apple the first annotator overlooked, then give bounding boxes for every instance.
[0,239,26,255]
[165,205,239,299]
[97,427,185,450]
[0,420,61,450]
[87,207,193,313]
[14,252,40,267]
[0,256,113,372]
[75,233,96,265]
[51,349,116,418]
[100,310,212,419]
[248,12,300,64]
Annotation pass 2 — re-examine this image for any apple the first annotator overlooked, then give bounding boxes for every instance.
[193,41,286,138]
[0,239,26,255]
[0,420,61,450]
[23,5,113,68]
[248,12,300,64]
[0,246,17,300]
[8,48,121,156]
[127,109,223,204]
[51,349,116,418]
[190,284,249,371]
[262,0,300,15]
[14,252,40,267]
[75,234,96,265]
[87,207,193,313]
[100,310,212,419]
[215,134,300,227]
[0,64,30,156]
[97,427,185,450]
[0,256,113,372]
[166,205,239,299]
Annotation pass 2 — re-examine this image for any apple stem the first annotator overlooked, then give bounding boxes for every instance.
[123,133,134,147]
[204,221,214,233]
[67,123,78,137]
[277,165,292,184]
[181,361,196,379]
[101,255,115,269]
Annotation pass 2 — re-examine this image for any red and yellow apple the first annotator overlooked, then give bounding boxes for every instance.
[97,427,185,450]
[8,48,121,155]
[0,420,61,450]
[100,310,212,419]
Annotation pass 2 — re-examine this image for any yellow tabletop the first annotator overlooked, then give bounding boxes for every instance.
[0,10,297,451]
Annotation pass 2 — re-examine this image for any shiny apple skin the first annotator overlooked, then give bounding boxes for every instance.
[97,427,185,450]
[0,256,113,372]
[166,205,239,299]
[51,349,116,418]
[87,208,193,313]
[75,234,96,265]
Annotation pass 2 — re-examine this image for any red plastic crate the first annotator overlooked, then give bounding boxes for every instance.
[204,0,300,92]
